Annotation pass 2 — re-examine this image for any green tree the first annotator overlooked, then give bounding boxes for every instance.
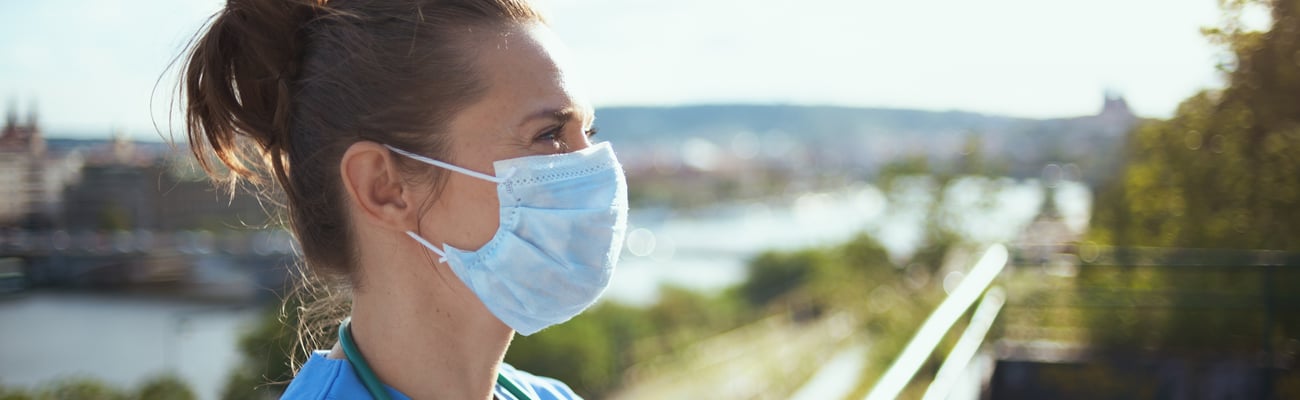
[38,378,129,400]
[505,314,615,397]
[739,249,826,307]
[0,376,198,400]
[136,375,196,400]
[1086,0,1300,374]
[0,384,33,400]
[1094,0,1300,250]
[220,296,314,400]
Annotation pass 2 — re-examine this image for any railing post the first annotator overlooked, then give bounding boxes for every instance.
[864,244,1008,400]
[921,287,1006,400]
[1262,263,1276,398]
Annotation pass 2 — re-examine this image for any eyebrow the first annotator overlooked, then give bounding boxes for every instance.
[517,105,594,128]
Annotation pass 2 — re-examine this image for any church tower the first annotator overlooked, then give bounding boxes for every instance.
[3,100,15,132]
[1097,90,1138,136]
[1099,90,1133,117]
[25,99,38,132]
[0,99,45,155]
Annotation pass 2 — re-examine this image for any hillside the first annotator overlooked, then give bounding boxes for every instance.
[594,100,1138,182]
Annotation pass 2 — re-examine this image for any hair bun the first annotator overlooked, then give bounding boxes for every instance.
[223,0,325,80]
[183,0,325,185]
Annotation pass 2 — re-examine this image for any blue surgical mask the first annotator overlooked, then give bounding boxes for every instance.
[384,142,628,335]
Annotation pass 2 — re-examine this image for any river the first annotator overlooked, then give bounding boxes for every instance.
[0,292,259,399]
[607,177,1090,305]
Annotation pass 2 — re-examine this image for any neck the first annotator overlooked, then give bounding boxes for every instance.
[343,258,514,400]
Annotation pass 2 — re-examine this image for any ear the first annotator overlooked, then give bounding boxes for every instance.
[339,141,414,231]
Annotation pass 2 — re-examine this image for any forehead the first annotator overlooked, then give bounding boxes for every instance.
[465,23,592,122]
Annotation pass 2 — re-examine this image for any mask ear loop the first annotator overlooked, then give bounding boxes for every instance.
[406,231,449,264]
[383,144,510,183]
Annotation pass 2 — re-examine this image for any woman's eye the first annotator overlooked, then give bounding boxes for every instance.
[584,126,600,138]
[535,126,563,144]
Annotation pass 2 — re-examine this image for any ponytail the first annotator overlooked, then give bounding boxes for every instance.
[181,0,336,378]
[184,0,323,193]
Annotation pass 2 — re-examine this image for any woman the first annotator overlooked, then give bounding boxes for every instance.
[181,0,627,399]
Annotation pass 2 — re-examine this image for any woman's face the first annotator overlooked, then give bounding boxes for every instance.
[416,22,595,254]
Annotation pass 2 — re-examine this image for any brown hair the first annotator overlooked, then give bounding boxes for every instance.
[180,0,542,369]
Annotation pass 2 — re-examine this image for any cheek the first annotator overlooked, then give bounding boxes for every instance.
[421,173,502,251]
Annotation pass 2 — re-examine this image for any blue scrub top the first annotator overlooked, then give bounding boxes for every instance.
[280,351,582,400]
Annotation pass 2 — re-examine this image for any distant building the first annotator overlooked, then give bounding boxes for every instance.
[1,101,272,232]
[0,103,83,228]
[62,132,272,232]
[1096,91,1138,136]
[1015,185,1080,270]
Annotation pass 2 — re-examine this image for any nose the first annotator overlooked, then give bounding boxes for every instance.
[571,134,592,151]
[565,128,592,153]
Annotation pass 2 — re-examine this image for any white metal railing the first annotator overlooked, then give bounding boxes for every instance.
[864,244,1008,400]
[921,287,1006,400]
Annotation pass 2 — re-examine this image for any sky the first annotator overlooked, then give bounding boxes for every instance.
[0,0,1253,140]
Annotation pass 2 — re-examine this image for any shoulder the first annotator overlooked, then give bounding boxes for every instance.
[280,351,342,400]
[280,353,574,400]
[496,363,583,400]
[280,351,409,400]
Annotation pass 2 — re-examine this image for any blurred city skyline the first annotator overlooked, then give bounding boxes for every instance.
[0,0,1262,138]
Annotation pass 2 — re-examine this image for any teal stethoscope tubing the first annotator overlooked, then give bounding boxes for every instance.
[337,319,534,400]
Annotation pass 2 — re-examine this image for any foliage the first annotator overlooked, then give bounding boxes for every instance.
[135,375,196,400]
[38,379,129,400]
[1086,0,1300,365]
[220,370,277,400]
[505,308,617,397]
[740,249,826,307]
[0,386,30,400]
[0,375,196,400]
[0,387,35,400]
[642,285,750,346]
[727,226,963,398]
[506,286,753,398]
[507,229,950,398]
[0,383,36,399]
[1093,0,1300,250]
[219,296,307,400]
[875,155,934,194]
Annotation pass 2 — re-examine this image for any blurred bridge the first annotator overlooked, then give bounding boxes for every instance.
[0,229,296,297]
